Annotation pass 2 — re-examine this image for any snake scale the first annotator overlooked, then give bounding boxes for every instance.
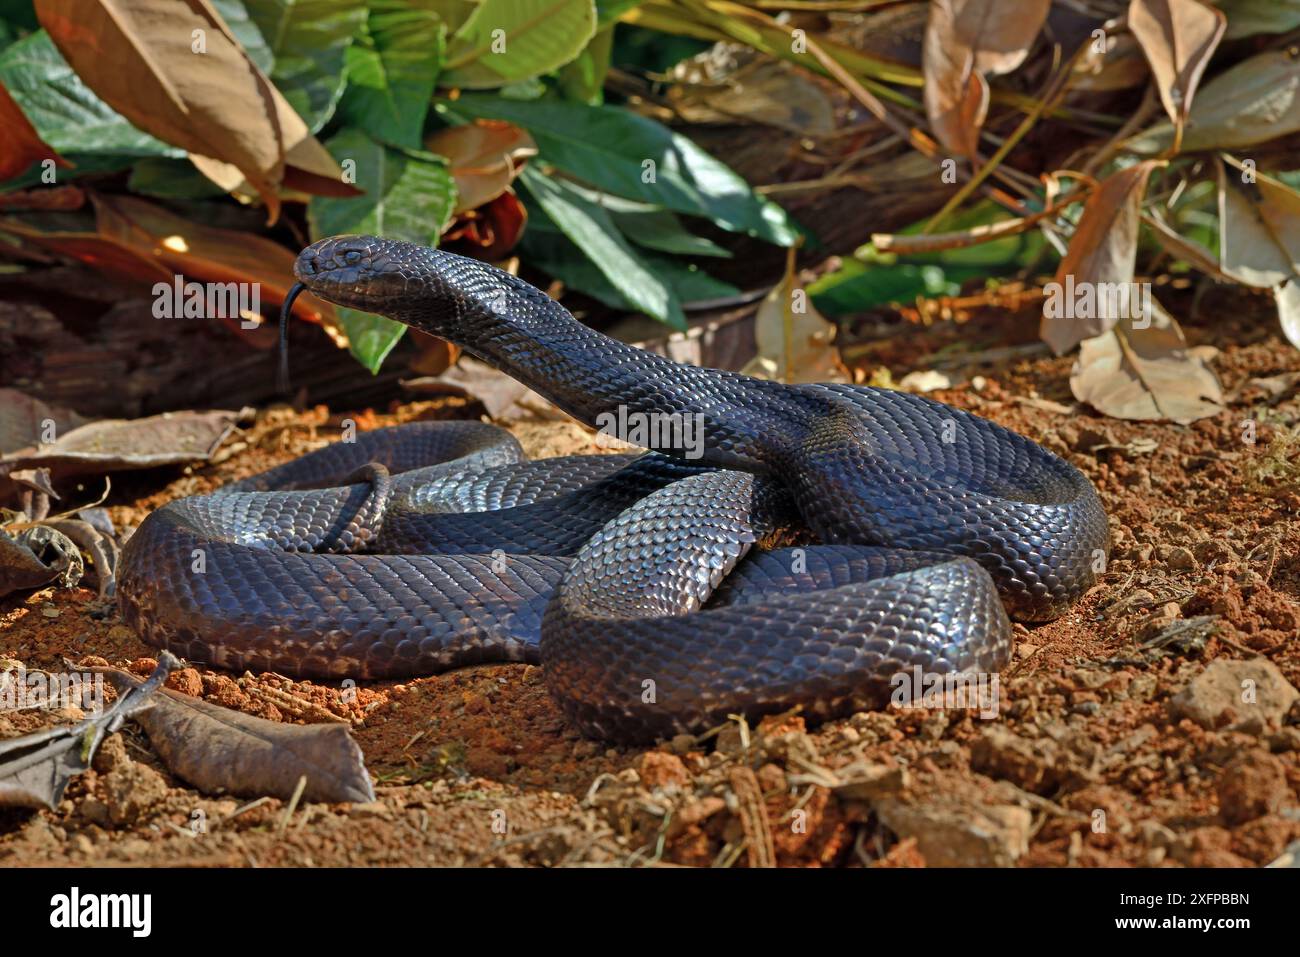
[118,235,1108,742]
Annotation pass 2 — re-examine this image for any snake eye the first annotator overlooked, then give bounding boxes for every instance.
[344,250,362,265]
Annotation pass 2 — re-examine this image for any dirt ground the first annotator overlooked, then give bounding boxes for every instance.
[2,282,1299,867]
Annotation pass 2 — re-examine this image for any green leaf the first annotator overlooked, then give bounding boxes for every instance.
[309,128,457,242]
[808,259,970,316]
[335,307,407,373]
[0,31,176,161]
[309,128,458,371]
[444,94,801,245]
[339,1,445,148]
[520,166,685,328]
[1217,0,1300,39]
[243,0,367,131]
[611,208,732,258]
[128,158,230,200]
[520,210,738,310]
[596,0,643,27]
[211,0,274,74]
[441,0,596,89]
[558,23,613,105]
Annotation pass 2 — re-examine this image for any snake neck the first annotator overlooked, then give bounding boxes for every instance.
[302,237,823,472]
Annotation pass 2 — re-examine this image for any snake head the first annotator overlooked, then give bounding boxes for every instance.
[291,235,423,315]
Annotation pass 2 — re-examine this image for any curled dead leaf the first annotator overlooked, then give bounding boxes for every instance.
[425,120,537,215]
[741,247,847,384]
[1070,299,1223,423]
[34,0,352,221]
[1128,0,1226,151]
[0,82,69,181]
[1042,160,1163,355]
[923,0,1050,157]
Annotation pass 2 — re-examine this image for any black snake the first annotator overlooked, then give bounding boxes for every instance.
[118,235,1108,742]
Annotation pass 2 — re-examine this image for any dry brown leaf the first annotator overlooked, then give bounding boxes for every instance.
[1042,160,1162,355]
[0,216,177,285]
[0,82,69,181]
[425,121,538,214]
[1128,0,1226,149]
[1276,279,1300,350]
[741,248,847,384]
[3,408,241,479]
[0,195,336,332]
[112,680,375,804]
[33,0,351,222]
[923,0,1050,157]
[1218,161,1300,345]
[91,194,338,332]
[0,389,88,457]
[1070,299,1223,423]
[1142,211,1234,281]
[1073,32,1149,92]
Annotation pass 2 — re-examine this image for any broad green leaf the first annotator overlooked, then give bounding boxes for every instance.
[243,0,366,131]
[441,0,596,89]
[596,0,642,27]
[335,306,408,373]
[309,128,457,241]
[558,23,612,104]
[611,208,731,258]
[211,0,274,74]
[423,0,477,30]
[520,166,684,328]
[443,94,801,245]
[1215,0,1300,39]
[128,158,230,200]
[339,2,445,148]
[520,209,738,310]
[0,31,176,161]
[809,259,974,316]
[309,128,457,371]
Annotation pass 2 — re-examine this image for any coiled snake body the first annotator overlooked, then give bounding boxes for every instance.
[118,236,1108,742]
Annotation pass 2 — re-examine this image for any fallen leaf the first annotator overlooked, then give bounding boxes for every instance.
[1042,160,1162,355]
[0,81,69,181]
[0,389,88,456]
[741,247,847,384]
[1276,279,1300,350]
[3,409,241,479]
[1128,0,1226,149]
[1070,298,1223,423]
[0,527,79,598]
[0,654,177,810]
[33,0,352,221]
[102,671,374,804]
[425,120,537,214]
[923,0,1050,157]
[899,369,963,393]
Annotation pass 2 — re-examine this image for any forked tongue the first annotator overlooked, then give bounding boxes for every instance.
[279,282,306,394]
